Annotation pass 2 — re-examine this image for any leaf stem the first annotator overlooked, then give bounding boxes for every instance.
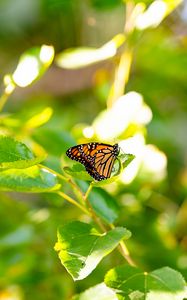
[0,92,9,112]
[84,183,93,201]
[39,164,86,205]
[39,164,67,181]
[110,223,136,266]
[69,178,85,205]
[57,191,90,215]
[40,163,135,265]
[107,48,133,108]
[39,164,90,213]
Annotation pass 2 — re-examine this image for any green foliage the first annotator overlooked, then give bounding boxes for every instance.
[0,0,186,299]
[0,166,61,192]
[0,225,34,247]
[91,0,122,10]
[0,136,46,169]
[64,164,93,181]
[105,265,187,300]
[55,221,131,280]
[89,188,120,224]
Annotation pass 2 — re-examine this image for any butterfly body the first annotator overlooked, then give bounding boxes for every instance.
[66,142,119,181]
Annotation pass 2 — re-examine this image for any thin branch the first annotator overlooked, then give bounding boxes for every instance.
[57,191,90,215]
[40,160,135,265]
[69,178,85,205]
[107,1,136,108]
[39,164,67,182]
[110,223,136,266]
[107,49,133,108]
[84,183,93,201]
[119,240,136,266]
[0,93,9,112]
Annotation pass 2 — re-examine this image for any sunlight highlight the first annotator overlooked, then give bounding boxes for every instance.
[136,0,167,30]
[56,34,125,69]
[119,134,145,184]
[135,104,152,125]
[3,74,15,94]
[30,208,50,223]
[94,91,151,140]
[83,126,94,139]
[141,145,167,180]
[39,45,54,64]
[13,56,39,87]
[12,45,54,88]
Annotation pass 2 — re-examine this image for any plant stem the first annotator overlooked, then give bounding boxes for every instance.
[107,1,135,108]
[39,164,89,213]
[69,178,85,205]
[107,48,133,108]
[83,183,107,232]
[0,93,9,112]
[39,164,67,181]
[40,166,135,265]
[39,164,86,205]
[57,191,90,215]
[83,183,135,265]
[110,223,136,266]
[40,163,98,218]
[84,183,93,201]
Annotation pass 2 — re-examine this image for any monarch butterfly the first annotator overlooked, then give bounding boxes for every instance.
[66,142,120,181]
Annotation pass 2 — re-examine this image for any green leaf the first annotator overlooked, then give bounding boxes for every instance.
[120,153,135,169]
[72,283,118,300]
[56,34,125,69]
[11,45,54,87]
[0,136,46,169]
[89,188,119,224]
[0,166,61,193]
[54,221,131,281]
[105,265,187,300]
[64,164,93,181]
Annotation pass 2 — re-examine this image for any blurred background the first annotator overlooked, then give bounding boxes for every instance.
[0,0,187,299]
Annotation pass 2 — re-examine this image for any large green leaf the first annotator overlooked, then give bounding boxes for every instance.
[72,283,118,300]
[89,188,119,224]
[0,136,46,169]
[0,166,61,192]
[105,265,187,300]
[54,221,131,281]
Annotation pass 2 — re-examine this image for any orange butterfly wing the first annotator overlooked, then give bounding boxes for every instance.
[66,143,119,181]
